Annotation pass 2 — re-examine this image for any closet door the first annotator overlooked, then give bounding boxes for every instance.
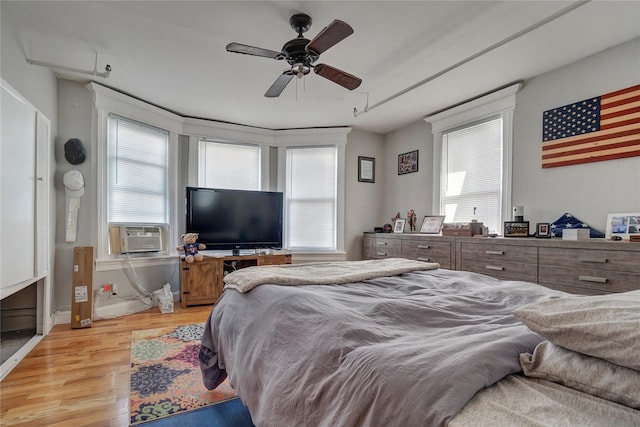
[1,80,36,289]
[35,111,50,278]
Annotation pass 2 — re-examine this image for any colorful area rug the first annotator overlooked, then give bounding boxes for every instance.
[130,323,237,425]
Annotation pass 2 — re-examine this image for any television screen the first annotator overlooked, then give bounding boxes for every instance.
[186,187,283,252]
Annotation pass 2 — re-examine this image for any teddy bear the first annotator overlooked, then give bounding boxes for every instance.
[177,233,206,263]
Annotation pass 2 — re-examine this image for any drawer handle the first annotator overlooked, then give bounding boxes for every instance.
[579,257,608,264]
[417,257,431,262]
[485,265,504,271]
[376,252,388,256]
[578,275,608,284]
[376,242,388,246]
[417,245,430,249]
[486,250,504,255]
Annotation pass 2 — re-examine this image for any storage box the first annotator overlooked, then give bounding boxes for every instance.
[442,221,483,237]
[71,246,94,328]
[562,228,590,241]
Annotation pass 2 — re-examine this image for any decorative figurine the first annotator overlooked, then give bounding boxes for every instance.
[407,209,417,231]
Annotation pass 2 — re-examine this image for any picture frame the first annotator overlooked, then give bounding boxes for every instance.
[358,156,375,183]
[504,221,530,237]
[393,218,406,233]
[536,222,551,238]
[605,213,640,241]
[420,215,445,234]
[398,150,418,175]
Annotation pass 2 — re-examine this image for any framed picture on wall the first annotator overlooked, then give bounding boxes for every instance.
[398,150,418,175]
[358,156,375,183]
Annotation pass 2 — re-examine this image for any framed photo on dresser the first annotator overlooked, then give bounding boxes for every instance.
[420,215,445,234]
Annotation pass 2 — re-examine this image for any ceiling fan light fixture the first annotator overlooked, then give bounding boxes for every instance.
[292,62,310,79]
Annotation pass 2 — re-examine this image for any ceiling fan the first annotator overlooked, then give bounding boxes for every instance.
[226,13,362,97]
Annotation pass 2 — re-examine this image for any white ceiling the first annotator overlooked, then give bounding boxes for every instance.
[4,1,640,135]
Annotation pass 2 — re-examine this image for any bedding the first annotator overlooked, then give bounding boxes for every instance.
[519,341,640,408]
[449,374,640,427]
[513,290,640,370]
[199,262,569,426]
[223,257,439,293]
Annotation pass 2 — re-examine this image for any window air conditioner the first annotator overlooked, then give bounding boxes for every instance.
[120,226,163,253]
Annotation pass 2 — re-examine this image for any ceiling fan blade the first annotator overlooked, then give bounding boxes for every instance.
[306,20,354,55]
[265,71,294,97]
[314,64,362,90]
[226,42,282,59]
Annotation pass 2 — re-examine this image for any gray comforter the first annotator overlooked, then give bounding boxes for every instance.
[199,267,566,427]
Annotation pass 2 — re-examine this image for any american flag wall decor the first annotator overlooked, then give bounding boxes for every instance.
[541,84,640,168]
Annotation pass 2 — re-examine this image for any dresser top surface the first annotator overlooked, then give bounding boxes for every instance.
[364,233,640,252]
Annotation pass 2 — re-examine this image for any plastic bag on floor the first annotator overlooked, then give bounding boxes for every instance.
[152,283,174,314]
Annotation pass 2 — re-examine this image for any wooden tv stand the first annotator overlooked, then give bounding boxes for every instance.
[179,252,292,308]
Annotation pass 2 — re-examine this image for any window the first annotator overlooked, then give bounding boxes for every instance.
[426,83,520,234]
[285,146,337,250]
[107,114,169,224]
[441,117,503,233]
[198,139,260,190]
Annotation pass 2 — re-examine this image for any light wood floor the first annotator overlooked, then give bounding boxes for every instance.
[1,305,213,427]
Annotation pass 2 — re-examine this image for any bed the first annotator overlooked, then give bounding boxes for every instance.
[199,258,640,426]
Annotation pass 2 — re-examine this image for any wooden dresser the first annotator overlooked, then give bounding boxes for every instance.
[180,252,292,307]
[364,233,455,269]
[363,232,640,295]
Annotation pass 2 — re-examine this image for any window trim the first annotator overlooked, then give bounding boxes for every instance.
[89,83,181,265]
[276,128,349,254]
[425,83,521,227]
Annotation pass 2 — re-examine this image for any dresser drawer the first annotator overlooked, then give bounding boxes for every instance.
[371,238,401,259]
[363,235,375,259]
[539,265,640,294]
[461,258,538,282]
[401,240,452,268]
[460,242,537,263]
[539,247,640,274]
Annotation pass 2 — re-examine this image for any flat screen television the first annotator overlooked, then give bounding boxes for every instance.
[185,186,283,255]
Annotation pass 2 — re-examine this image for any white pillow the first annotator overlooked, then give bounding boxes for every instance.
[520,341,640,409]
[513,290,640,370]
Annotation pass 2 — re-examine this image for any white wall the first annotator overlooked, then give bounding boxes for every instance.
[512,38,640,231]
[344,129,385,259]
[54,80,99,312]
[381,121,433,228]
[381,38,640,234]
[0,8,57,122]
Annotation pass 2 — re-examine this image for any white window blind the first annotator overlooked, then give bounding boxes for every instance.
[441,117,503,233]
[107,114,169,224]
[286,146,337,250]
[198,140,260,190]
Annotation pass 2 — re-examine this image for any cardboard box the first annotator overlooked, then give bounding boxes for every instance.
[562,229,590,241]
[71,246,94,328]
